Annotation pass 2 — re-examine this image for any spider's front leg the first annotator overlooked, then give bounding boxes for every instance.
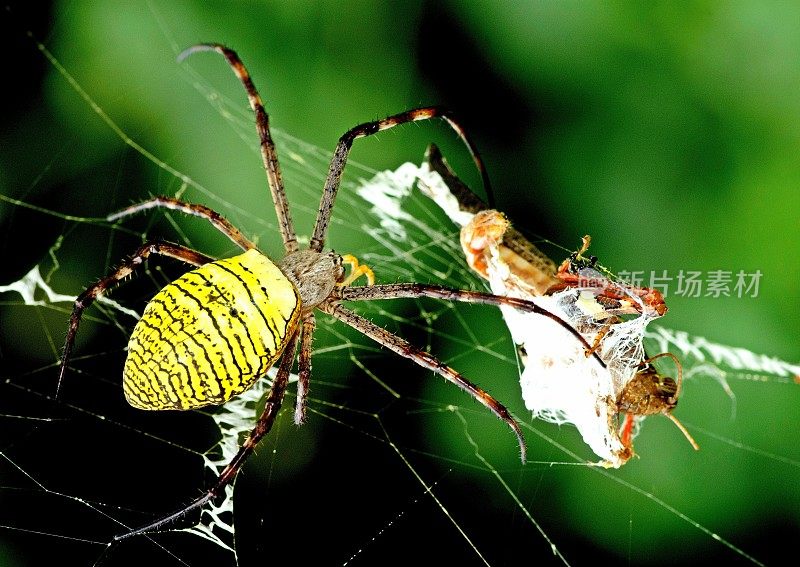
[330,283,610,462]
[309,107,491,253]
[57,241,213,398]
[339,283,606,368]
[178,43,299,255]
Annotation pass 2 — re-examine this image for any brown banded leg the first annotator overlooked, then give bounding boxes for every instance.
[294,312,316,425]
[113,327,300,543]
[337,282,606,368]
[309,106,491,252]
[108,196,256,251]
[320,301,527,462]
[178,43,299,255]
[57,241,214,398]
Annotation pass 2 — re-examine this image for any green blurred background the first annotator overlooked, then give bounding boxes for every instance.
[1,1,798,566]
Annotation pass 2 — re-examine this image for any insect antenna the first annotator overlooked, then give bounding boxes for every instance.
[666,413,700,451]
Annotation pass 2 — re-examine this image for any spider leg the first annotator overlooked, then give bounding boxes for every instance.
[320,302,527,462]
[338,283,606,369]
[310,106,490,252]
[114,327,300,543]
[294,312,316,425]
[107,196,256,250]
[57,241,214,398]
[179,43,299,254]
[426,144,558,278]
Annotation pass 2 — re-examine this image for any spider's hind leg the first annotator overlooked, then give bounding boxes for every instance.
[57,241,213,399]
[108,196,256,251]
[111,327,300,546]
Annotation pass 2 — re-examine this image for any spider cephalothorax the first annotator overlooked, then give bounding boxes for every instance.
[279,249,345,309]
[56,43,602,545]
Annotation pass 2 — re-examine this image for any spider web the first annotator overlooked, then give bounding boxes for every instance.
[2,9,799,567]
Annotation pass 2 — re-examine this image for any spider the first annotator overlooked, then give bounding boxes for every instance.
[56,43,604,541]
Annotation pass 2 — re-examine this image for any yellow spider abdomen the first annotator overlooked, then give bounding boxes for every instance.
[122,248,301,410]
